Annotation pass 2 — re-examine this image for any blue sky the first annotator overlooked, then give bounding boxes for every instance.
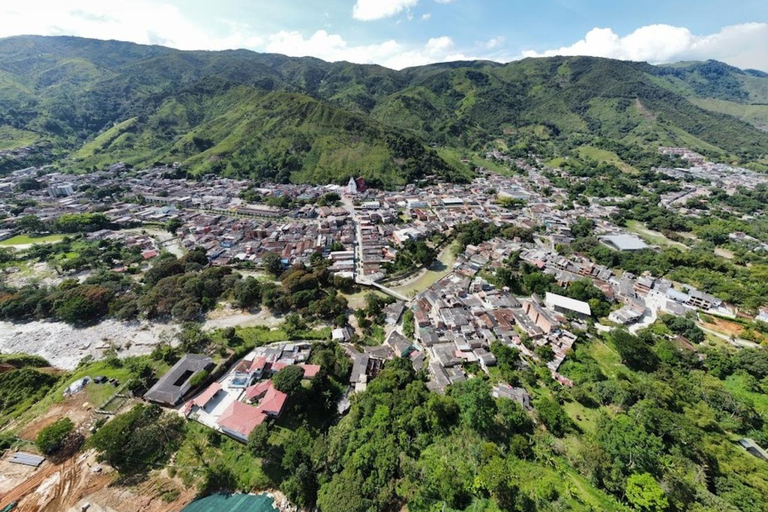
[1,0,766,69]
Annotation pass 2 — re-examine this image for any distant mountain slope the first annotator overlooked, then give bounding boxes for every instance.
[1,35,767,183]
[70,77,465,186]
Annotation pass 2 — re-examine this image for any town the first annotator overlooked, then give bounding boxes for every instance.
[2,144,767,445]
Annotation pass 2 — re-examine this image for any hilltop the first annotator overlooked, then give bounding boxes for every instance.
[1,35,767,184]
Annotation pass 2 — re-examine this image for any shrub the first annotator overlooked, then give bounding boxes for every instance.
[36,418,75,455]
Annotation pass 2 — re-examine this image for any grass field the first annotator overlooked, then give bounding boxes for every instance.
[723,373,768,418]
[392,241,458,298]
[175,421,270,491]
[576,145,638,174]
[626,220,688,251]
[0,234,66,246]
[585,340,625,379]
[341,289,387,310]
[436,146,512,176]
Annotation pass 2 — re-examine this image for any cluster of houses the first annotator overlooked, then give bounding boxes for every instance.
[145,343,321,442]
[518,244,733,324]
[367,239,590,393]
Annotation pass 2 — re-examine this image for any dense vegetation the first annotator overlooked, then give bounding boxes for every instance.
[0,367,58,423]
[1,36,767,184]
[0,244,353,325]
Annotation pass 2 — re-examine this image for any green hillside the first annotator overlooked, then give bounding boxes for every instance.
[70,80,467,186]
[1,35,767,184]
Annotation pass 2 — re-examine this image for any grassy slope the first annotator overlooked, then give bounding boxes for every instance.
[69,83,464,186]
[576,145,638,174]
[689,97,768,131]
[0,126,39,150]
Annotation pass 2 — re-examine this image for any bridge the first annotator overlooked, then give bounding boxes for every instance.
[356,277,410,302]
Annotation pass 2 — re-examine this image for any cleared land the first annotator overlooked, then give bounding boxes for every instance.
[0,234,66,247]
[626,220,689,250]
[576,145,638,174]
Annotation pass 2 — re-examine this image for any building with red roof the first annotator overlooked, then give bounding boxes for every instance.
[248,356,268,375]
[243,379,288,418]
[257,387,288,417]
[244,379,274,402]
[192,382,222,410]
[298,364,321,379]
[217,400,267,442]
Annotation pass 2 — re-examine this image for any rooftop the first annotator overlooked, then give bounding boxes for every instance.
[600,234,649,251]
[545,292,592,316]
[144,354,213,406]
[217,400,267,438]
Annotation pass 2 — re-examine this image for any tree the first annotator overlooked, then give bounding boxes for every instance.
[535,345,555,362]
[402,308,415,338]
[284,313,307,338]
[165,218,183,234]
[454,378,497,433]
[474,456,525,511]
[661,314,705,344]
[17,215,46,234]
[262,252,283,275]
[571,218,596,238]
[247,422,271,458]
[595,414,664,479]
[611,329,658,372]
[177,323,211,353]
[233,277,261,309]
[273,365,305,395]
[534,397,572,437]
[88,404,185,474]
[625,473,669,512]
[36,418,74,455]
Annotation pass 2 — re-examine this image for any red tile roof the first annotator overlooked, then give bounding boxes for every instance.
[298,364,321,379]
[217,400,266,437]
[270,361,287,373]
[193,382,222,407]
[257,387,287,417]
[244,379,273,402]
[141,249,159,259]
[248,356,267,373]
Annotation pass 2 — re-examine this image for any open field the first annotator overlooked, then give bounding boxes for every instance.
[392,242,458,298]
[626,220,689,250]
[577,145,638,174]
[0,234,66,248]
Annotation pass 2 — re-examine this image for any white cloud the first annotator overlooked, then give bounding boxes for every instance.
[352,0,418,21]
[266,30,470,69]
[421,13,432,21]
[0,0,263,50]
[485,36,505,49]
[521,23,768,71]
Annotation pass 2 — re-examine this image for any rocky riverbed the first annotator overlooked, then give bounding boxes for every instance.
[0,319,178,369]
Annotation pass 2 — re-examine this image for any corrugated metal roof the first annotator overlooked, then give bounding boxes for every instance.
[10,452,45,467]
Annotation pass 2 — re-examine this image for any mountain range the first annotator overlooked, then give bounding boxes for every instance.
[1,35,767,185]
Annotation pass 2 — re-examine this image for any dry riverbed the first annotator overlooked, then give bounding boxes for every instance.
[0,319,178,370]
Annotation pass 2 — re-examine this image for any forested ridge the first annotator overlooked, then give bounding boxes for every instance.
[1,35,768,184]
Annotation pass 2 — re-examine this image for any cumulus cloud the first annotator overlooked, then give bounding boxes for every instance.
[485,36,505,49]
[352,0,419,21]
[266,31,470,69]
[521,23,768,71]
[0,0,263,50]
